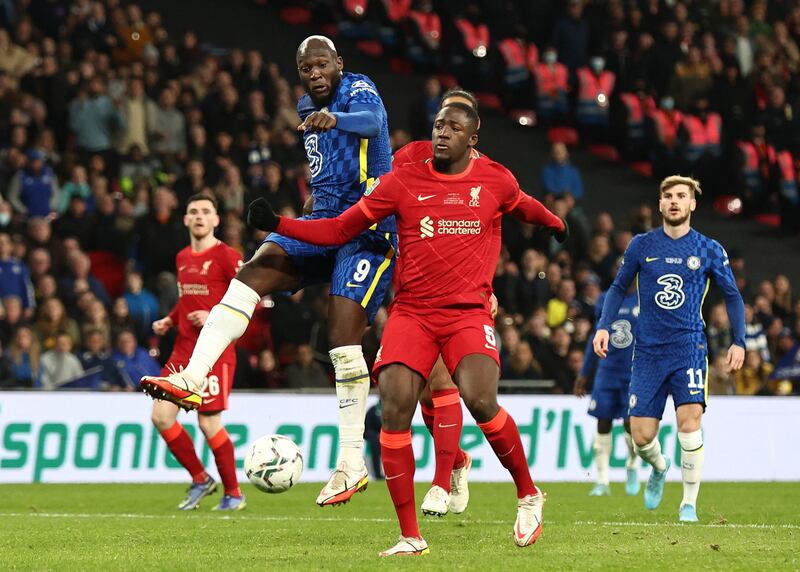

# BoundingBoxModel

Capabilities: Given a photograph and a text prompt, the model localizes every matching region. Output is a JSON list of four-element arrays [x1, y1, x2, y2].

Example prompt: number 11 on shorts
[[686, 367, 704, 389]]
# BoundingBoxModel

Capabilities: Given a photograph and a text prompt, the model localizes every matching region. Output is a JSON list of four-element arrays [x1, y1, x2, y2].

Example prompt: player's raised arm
[[594, 237, 641, 357], [709, 241, 746, 371], [497, 168, 569, 241], [247, 198, 373, 246], [247, 173, 399, 246]]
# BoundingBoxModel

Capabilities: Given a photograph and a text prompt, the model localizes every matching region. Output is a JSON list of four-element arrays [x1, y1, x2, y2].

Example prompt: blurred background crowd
[[0, 0, 797, 395]]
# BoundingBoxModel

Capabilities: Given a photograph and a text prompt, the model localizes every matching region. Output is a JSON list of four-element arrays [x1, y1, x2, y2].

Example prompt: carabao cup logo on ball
[[654, 274, 685, 310]]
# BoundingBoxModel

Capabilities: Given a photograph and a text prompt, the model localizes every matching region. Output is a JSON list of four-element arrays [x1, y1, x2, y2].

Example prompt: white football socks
[[678, 430, 704, 507], [329, 345, 370, 470], [624, 431, 638, 470], [635, 437, 667, 473], [183, 279, 261, 389], [593, 433, 612, 485]]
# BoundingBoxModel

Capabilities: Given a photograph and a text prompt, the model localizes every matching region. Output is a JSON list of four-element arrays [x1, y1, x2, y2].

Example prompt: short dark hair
[[440, 88, 478, 111], [440, 102, 480, 127], [186, 192, 217, 210]]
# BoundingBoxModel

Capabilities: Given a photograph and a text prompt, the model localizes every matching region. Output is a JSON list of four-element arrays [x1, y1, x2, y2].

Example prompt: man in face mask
[[534, 48, 569, 124]]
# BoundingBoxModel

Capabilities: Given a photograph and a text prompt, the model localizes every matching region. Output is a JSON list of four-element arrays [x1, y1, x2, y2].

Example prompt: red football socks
[[431, 389, 463, 491], [160, 421, 207, 483], [478, 407, 536, 499], [208, 427, 241, 497], [380, 429, 420, 539]]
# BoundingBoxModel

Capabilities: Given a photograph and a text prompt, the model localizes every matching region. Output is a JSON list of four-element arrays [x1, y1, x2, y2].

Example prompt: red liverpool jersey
[[168, 241, 242, 356], [277, 158, 562, 311], [394, 142, 501, 285]]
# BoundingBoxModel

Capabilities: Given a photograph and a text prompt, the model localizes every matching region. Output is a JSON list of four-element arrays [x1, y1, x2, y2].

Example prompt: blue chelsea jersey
[[599, 228, 744, 349], [580, 290, 638, 381], [297, 72, 394, 233]]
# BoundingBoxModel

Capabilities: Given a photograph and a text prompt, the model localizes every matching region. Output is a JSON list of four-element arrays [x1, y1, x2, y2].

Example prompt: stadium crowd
[[300, 0, 800, 232], [0, 0, 797, 395]]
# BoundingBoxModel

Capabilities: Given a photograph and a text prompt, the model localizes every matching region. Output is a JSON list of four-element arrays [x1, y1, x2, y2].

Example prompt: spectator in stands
[[39, 332, 84, 390], [0, 232, 34, 316], [0, 294, 25, 347], [109, 296, 139, 343], [551, 0, 589, 72], [736, 350, 773, 395], [744, 304, 771, 362], [35, 297, 80, 350], [68, 76, 125, 160], [540, 142, 584, 200], [57, 165, 91, 214], [118, 77, 151, 155], [517, 249, 549, 317], [122, 271, 160, 336], [504, 340, 543, 380], [8, 324, 40, 387], [708, 354, 736, 395], [58, 251, 110, 311], [253, 348, 283, 389], [133, 187, 187, 285], [148, 87, 186, 160], [0, 29, 37, 87], [533, 46, 569, 125], [540, 325, 573, 393], [80, 298, 111, 346], [669, 45, 713, 111], [284, 344, 329, 389], [707, 302, 733, 360], [6, 149, 60, 218], [111, 328, 159, 389], [409, 76, 441, 141], [214, 165, 245, 217], [55, 196, 92, 249], [759, 86, 795, 151]]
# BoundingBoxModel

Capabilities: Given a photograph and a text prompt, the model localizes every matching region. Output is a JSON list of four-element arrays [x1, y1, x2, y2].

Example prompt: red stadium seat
[[629, 161, 653, 178], [754, 213, 781, 227], [437, 74, 458, 88], [280, 6, 311, 25], [356, 40, 383, 58], [588, 144, 620, 162], [547, 126, 579, 146], [389, 57, 413, 75], [87, 251, 126, 299], [475, 92, 503, 112]]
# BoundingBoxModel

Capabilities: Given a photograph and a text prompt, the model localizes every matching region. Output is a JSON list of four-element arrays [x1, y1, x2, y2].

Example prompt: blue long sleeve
[[579, 335, 599, 377], [331, 102, 383, 138], [709, 241, 746, 348], [597, 237, 641, 331]]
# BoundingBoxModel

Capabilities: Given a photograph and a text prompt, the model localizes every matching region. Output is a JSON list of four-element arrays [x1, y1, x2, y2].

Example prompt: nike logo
[[437, 423, 457, 429], [689, 390, 702, 395], [645, 257, 659, 262], [339, 403, 357, 409], [345, 282, 363, 288], [386, 472, 406, 480], [417, 194, 435, 201]]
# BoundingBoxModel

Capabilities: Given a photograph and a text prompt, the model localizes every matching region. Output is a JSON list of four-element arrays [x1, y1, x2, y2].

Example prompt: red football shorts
[[373, 305, 499, 381], [163, 340, 235, 412]]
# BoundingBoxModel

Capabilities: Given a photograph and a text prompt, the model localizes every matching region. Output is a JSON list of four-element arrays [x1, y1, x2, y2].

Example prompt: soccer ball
[[244, 434, 303, 493]]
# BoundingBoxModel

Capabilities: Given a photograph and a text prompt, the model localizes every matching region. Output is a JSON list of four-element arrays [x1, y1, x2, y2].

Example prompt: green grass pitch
[[1, 482, 798, 570]]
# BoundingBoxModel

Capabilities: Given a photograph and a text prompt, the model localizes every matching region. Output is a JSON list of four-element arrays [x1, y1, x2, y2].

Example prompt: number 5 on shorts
[[484, 325, 497, 350]]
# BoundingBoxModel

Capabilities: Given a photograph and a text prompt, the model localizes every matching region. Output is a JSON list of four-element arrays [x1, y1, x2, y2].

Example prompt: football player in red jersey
[[394, 89, 496, 517], [247, 103, 568, 555], [147, 193, 245, 511]]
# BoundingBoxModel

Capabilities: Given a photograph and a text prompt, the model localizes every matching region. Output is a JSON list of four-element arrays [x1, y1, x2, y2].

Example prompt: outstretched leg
[[455, 354, 543, 547]]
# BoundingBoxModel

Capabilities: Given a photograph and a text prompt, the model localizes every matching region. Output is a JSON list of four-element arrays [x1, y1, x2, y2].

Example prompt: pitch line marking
[[1, 512, 798, 530]]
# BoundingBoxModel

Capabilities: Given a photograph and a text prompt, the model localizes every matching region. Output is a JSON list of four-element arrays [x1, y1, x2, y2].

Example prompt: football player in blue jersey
[[574, 281, 641, 497], [140, 36, 396, 507], [593, 175, 745, 522]]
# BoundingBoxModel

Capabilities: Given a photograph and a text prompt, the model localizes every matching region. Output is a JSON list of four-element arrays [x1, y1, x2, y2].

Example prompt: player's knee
[[418, 391, 433, 409], [462, 394, 498, 424], [379, 399, 414, 431], [198, 415, 221, 438], [631, 428, 656, 447], [150, 409, 174, 431], [677, 416, 701, 433]]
